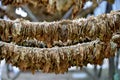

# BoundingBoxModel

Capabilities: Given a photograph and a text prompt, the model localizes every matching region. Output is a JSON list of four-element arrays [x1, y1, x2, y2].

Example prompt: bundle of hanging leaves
[[0, 0, 119, 74], [1, 0, 84, 12], [0, 10, 120, 73], [1, 0, 114, 11], [1, 0, 87, 19]]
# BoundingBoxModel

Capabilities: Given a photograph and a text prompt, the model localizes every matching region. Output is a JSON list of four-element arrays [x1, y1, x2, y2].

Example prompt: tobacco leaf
[[0, 11, 120, 47], [0, 39, 117, 73]]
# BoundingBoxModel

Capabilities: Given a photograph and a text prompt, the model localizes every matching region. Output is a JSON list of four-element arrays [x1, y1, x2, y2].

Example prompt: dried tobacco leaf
[[0, 39, 117, 73], [112, 34, 120, 47], [0, 11, 120, 47], [107, 0, 115, 4], [2, 0, 28, 6], [1, 0, 76, 13]]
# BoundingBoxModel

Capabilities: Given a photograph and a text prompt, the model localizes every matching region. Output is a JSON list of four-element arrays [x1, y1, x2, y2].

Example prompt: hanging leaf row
[[0, 39, 117, 73], [0, 11, 120, 47], [2, 0, 84, 13], [0, 10, 120, 73]]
